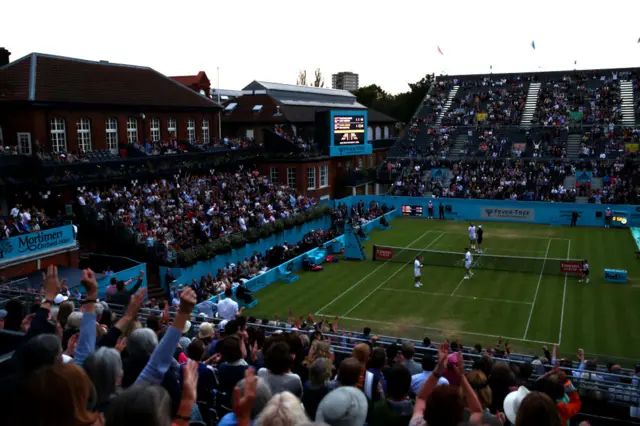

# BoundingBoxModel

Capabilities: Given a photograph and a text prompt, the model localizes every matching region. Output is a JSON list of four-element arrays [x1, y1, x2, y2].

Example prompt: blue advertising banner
[[576, 171, 592, 183], [0, 225, 76, 262], [431, 168, 447, 180]]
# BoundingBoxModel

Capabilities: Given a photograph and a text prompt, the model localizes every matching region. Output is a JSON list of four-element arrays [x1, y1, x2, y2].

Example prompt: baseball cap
[[198, 322, 214, 340], [54, 294, 68, 304], [217, 319, 229, 332], [503, 386, 530, 424]]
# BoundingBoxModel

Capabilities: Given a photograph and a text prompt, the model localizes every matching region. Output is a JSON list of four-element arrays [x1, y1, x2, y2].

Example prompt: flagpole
[[217, 66, 222, 140]]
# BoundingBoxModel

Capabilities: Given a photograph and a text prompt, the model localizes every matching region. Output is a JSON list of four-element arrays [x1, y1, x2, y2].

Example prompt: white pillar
[[375, 183, 380, 195], [352, 187, 356, 196], [365, 184, 369, 195]]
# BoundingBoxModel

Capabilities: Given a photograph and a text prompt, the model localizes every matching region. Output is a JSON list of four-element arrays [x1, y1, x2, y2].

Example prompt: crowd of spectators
[[78, 169, 318, 252], [134, 139, 187, 156], [0, 204, 56, 240], [195, 138, 262, 153], [2, 266, 638, 426], [533, 72, 623, 127], [441, 77, 528, 127]]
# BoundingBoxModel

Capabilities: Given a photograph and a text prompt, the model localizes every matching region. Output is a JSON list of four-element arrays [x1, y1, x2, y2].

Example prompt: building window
[[149, 118, 160, 142], [375, 126, 382, 140], [106, 118, 118, 153], [187, 119, 196, 143], [368, 126, 373, 141], [76, 118, 92, 152], [202, 120, 210, 144], [167, 118, 177, 137], [287, 167, 296, 188], [320, 165, 328, 188], [17, 132, 31, 155], [307, 167, 316, 190], [270, 167, 279, 183], [246, 129, 254, 139], [127, 117, 138, 143], [384, 126, 390, 139], [50, 117, 67, 152]]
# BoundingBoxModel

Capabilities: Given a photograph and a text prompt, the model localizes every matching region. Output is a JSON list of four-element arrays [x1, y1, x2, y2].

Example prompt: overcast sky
[[3, 0, 640, 94]]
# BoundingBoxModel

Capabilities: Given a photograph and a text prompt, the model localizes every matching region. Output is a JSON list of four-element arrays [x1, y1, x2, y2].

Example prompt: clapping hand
[[80, 268, 98, 298], [233, 368, 257, 422]]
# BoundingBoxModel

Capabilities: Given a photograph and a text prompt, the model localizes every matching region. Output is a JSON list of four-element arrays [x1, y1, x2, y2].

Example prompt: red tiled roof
[[170, 71, 210, 88], [0, 54, 221, 109]]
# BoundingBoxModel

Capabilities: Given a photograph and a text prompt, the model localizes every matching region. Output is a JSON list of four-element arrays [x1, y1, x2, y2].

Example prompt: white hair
[[127, 328, 158, 359], [94, 302, 105, 318], [254, 391, 309, 426], [66, 312, 83, 329]]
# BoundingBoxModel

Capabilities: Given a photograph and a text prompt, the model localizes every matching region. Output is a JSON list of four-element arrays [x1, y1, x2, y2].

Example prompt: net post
[[372, 245, 377, 261]]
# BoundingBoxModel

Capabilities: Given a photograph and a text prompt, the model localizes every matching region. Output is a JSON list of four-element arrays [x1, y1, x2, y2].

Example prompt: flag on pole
[[531, 41, 536, 50], [637, 37, 640, 43], [437, 46, 444, 55]]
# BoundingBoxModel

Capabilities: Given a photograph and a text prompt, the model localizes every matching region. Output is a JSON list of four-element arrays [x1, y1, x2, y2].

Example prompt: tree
[[350, 74, 435, 123], [312, 68, 325, 88], [296, 70, 307, 86]]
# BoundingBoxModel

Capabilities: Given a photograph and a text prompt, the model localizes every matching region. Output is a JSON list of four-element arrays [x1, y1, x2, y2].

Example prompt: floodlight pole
[[217, 67, 222, 140]]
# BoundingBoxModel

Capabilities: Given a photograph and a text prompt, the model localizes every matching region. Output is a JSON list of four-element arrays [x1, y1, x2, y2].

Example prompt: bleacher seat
[[310, 248, 328, 264], [278, 264, 299, 283]]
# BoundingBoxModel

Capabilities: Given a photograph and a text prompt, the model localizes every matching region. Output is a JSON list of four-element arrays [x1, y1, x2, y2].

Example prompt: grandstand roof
[[243, 80, 366, 109], [440, 66, 640, 83], [0, 53, 222, 109]]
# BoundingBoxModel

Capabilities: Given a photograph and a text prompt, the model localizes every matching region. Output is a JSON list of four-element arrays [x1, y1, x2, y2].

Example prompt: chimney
[[0, 48, 11, 67]]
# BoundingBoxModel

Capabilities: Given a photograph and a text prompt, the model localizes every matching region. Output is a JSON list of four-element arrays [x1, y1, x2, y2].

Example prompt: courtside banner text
[[375, 247, 394, 259], [560, 262, 582, 273], [480, 207, 535, 221], [0, 225, 76, 262]]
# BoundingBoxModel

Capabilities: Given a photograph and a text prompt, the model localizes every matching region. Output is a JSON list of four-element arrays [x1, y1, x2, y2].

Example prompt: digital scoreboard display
[[333, 116, 365, 145], [402, 205, 423, 217]]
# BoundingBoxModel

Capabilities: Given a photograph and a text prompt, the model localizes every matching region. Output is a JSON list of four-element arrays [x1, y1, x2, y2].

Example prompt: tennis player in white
[[463, 247, 474, 280], [414, 255, 423, 288], [468, 223, 477, 250]]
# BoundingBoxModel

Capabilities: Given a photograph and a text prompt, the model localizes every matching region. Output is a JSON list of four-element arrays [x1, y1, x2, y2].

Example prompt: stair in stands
[[566, 134, 582, 159], [449, 135, 469, 160], [520, 82, 541, 129], [620, 80, 636, 126], [563, 175, 576, 191], [435, 85, 459, 127], [591, 177, 603, 190]]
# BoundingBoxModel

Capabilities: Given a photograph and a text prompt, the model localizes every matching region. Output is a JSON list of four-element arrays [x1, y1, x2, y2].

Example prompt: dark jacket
[[110, 279, 143, 307]]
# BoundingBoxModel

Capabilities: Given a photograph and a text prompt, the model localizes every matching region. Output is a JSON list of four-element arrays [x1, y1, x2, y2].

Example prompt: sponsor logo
[[604, 271, 626, 281], [375, 247, 393, 259], [0, 240, 14, 256], [17, 230, 72, 253], [560, 262, 582, 273], [480, 208, 534, 221]]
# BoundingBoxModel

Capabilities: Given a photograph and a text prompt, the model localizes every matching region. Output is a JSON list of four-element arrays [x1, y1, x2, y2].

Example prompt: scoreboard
[[326, 110, 372, 157], [402, 205, 423, 217], [334, 116, 365, 145]]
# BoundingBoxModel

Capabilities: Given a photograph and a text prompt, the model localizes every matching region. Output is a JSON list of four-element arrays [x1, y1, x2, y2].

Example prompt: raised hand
[[178, 287, 197, 314], [80, 268, 98, 298], [182, 360, 199, 402], [233, 368, 257, 422], [44, 265, 62, 300], [126, 288, 147, 318], [115, 337, 128, 353]]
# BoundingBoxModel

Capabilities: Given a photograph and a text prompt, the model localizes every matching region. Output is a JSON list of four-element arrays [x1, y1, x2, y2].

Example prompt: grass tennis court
[[248, 218, 640, 364]]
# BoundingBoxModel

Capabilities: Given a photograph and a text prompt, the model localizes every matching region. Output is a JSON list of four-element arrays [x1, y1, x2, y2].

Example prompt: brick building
[[0, 52, 221, 154]]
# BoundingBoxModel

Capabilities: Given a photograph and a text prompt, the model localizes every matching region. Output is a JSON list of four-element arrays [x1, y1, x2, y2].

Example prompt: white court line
[[314, 230, 433, 316], [523, 238, 552, 339], [379, 287, 532, 305], [341, 233, 446, 317], [558, 239, 571, 345], [337, 314, 557, 345], [451, 249, 488, 296], [441, 232, 571, 241]]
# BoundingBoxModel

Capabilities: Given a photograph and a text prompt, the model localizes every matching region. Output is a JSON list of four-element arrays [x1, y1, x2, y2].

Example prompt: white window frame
[[150, 118, 160, 142], [319, 165, 328, 188], [106, 118, 118, 153], [167, 118, 177, 137], [50, 118, 67, 152], [127, 117, 138, 144], [270, 167, 279, 183], [202, 120, 210, 144], [17, 132, 32, 155], [76, 118, 92, 152], [246, 129, 255, 139], [287, 167, 296, 188], [187, 119, 196, 143], [307, 167, 316, 190]]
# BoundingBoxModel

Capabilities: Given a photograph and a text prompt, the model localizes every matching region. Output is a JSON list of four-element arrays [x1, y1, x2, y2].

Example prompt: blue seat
[[238, 299, 258, 309], [278, 265, 299, 283]]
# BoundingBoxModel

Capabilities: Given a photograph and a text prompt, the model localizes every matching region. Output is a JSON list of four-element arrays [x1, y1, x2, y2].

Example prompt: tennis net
[[372, 244, 583, 276]]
